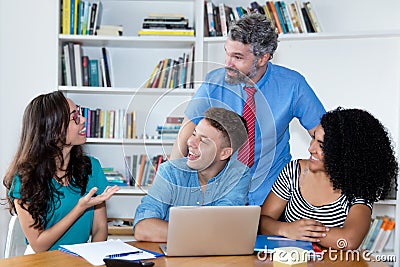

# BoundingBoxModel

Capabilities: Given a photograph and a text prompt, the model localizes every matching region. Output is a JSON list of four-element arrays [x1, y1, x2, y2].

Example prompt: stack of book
[[145, 45, 195, 89], [103, 168, 128, 186], [156, 116, 184, 140], [359, 216, 396, 252], [96, 25, 123, 36], [204, 0, 321, 37], [138, 14, 194, 36]]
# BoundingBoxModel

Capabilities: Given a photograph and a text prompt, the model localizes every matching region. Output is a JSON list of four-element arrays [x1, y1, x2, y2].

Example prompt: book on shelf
[[82, 107, 132, 139], [88, 59, 100, 87], [101, 47, 112, 87], [103, 168, 128, 186], [89, 1, 102, 35], [300, 5, 314, 33], [374, 218, 395, 252], [61, 0, 71, 34], [70, 0, 79, 34], [280, 1, 294, 33], [201, 1, 321, 36], [145, 47, 195, 89], [360, 216, 396, 252], [213, 3, 222, 37], [156, 116, 183, 140], [137, 28, 194, 36], [145, 13, 187, 21], [267, 1, 283, 34], [303, 1, 321, 32], [61, 0, 101, 36], [218, 3, 228, 37], [369, 217, 395, 252], [360, 217, 381, 250], [67, 42, 77, 86], [142, 18, 189, 29], [274, 1, 287, 33], [206, 1, 217, 37], [63, 43, 113, 88], [96, 25, 123, 36], [82, 56, 89, 86], [81, 1, 90, 35], [294, 0, 307, 33], [250, 1, 265, 15], [63, 44, 73, 86], [289, 2, 303, 33], [73, 43, 83, 86]]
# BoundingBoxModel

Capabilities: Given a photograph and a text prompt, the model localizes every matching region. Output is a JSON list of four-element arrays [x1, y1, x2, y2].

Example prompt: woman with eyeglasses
[[3, 91, 119, 253]]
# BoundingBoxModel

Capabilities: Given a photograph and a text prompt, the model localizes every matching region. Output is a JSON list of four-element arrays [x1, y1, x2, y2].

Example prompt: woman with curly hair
[[3, 91, 119, 253], [259, 107, 398, 250]]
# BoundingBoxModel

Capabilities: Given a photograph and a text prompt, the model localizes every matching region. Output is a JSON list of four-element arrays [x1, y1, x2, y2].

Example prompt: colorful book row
[[145, 46, 195, 89], [360, 216, 395, 252], [61, 0, 102, 35], [82, 107, 136, 139], [62, 43, 112, 87], [204, 0, 321, 37], [124, 154, 168, 187]]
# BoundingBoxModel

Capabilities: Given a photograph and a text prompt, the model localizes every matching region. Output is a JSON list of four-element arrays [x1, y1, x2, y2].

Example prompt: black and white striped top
[[272, 160, 372, 228]]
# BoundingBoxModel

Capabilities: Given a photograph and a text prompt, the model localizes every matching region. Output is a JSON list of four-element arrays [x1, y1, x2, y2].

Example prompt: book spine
[[280, 1, 294, 33], [88, 2, 97, 35], [101, 47, 112, 87], [67, 42, 76, 86], [206, 1, 216, 37], [63, 44, 72, 86], [70, 0, 76, 34], [267, 1, 283, 34], [275, 1, 287, 33], [218, 3, 228, 37], [73, 44, 82, 86], [82, 56, 89, 86], [304, 1, 321, 32], [294, 0, 307, 33], [88, 59, 99, 87], [62, 0, 71, 34]]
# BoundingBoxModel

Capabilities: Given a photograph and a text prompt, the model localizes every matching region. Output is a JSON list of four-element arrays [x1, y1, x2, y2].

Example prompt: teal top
[[9, 156, 108, 251]]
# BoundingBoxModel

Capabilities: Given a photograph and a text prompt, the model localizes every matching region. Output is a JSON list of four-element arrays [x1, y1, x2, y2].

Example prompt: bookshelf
[[56, 0, 400, 261]]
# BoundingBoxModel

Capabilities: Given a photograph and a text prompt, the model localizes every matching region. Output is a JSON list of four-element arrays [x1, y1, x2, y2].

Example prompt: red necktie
[[237, 86, 256, 167]]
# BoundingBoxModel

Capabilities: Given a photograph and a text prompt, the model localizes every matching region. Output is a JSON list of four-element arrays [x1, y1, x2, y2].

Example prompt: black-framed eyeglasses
[[70, 105, 81, 125]]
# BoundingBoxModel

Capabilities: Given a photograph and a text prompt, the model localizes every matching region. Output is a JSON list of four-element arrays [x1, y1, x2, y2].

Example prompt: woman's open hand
[[78, 185, 120, 210]]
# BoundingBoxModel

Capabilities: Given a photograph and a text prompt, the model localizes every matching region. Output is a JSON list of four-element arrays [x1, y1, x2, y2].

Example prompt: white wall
[[0, 0, 58, 258]]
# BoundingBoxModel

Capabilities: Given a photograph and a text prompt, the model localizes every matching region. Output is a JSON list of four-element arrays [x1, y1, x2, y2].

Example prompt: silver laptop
[[159, 205, 260, 256]]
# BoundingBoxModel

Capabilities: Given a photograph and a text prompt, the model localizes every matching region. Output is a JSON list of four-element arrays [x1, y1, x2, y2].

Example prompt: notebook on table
[[159, 205, 261, 256]]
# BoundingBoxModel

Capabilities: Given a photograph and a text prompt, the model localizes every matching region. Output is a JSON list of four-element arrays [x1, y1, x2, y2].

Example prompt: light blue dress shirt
[[133, 157, 251, 227], [185, 62, 326, 205]]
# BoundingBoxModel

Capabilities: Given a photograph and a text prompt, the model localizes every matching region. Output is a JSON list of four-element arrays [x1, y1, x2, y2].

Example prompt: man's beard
[[224, 61, 258, 85]]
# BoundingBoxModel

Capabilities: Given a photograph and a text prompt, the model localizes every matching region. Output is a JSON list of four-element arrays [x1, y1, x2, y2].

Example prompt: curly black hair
[[321, 107, 398, 203], [3, 91, 91, 230]]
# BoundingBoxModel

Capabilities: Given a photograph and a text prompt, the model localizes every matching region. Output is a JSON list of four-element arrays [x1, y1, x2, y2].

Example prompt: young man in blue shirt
[[170, 13, 326, 206], [133, 107, 250, 242]]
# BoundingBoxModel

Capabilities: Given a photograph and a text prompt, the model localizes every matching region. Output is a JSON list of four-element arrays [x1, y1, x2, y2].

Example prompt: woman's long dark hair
[[3, 91, 91, 229], [321, 107, 398, 203]]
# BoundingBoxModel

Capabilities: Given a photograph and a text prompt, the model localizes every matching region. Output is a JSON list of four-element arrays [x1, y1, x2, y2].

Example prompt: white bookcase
[[57, 0, 400, 262]]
